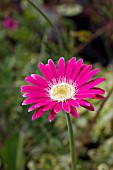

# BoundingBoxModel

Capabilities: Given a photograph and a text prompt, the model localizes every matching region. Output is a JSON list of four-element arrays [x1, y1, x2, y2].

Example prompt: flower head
[[2, 17, 18, 31], [21, 57, 105, 122]]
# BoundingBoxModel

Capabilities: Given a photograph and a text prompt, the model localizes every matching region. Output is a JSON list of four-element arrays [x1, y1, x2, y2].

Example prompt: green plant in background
[[1, 133, 25, 170]]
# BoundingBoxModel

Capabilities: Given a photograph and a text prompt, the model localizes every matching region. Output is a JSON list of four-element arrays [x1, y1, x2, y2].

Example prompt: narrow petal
[[58, 57, 65, 77], [93, 94, 105, 100], [77, 68, 100, 87], [22, 97, 35, 105], [78, 78, 106, 91], [88, 88, 105, 94], [76, 99, 90, 106], [31, 74, 48, 87], [67, 99, 80, 108], [38, 62, 53, 80], [48, 59, 58, 78], [21, 85, 44, 93], [49, 109, 57, 122], [80, 64, 87, 71], [77, 99, 94, 110], [43, 101, 57, 111], [62, 102, 70, 113], [23, 92, 47, 98], [82, 104, 95, 111], [70, 106, 79, 118], [75, 94, 95, 99], [22, 97, 49, 105], [76, 65, 92, 82], [32, 107, 45, 120], [65, 57, 76, 79], [54, 102, 62, 113], [77, 87, 105, 95], [71, 59, 83, 80], [25, 76, 38, 86], [28, 100, 51, 112]]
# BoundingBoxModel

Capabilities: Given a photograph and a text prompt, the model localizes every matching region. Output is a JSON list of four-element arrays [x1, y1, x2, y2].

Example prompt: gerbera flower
[[21, 57, 105, 122]]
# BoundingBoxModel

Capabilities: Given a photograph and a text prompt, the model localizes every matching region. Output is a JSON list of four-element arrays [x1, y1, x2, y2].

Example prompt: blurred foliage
[[0, 0, 113, 170], [1, 133, 25, 170], [72, 30, 93, 43]]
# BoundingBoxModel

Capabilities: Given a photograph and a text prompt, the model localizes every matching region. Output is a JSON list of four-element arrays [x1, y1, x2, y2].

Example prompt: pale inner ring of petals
[[49, 82, 76, 102]]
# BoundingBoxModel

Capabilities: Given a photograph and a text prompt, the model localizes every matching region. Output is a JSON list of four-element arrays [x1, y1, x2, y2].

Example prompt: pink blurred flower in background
[[2, 17, 18, 31], [21, 57, 105, 122]]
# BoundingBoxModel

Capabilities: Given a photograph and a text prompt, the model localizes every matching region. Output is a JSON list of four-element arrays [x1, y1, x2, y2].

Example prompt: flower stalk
[[27, 0, 63, 55], [65, 113, 77, 170]]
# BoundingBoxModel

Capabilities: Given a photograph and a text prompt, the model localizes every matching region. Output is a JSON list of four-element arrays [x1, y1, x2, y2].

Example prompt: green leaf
[[1, 132, 25, 170]]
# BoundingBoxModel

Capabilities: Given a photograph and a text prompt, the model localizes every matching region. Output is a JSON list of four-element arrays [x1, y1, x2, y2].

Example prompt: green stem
[[65, 113, 77, 170], [27, 0, 63, 55]]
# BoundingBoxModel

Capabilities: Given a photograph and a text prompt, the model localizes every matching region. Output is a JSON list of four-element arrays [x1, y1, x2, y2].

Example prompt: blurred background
[[0, 0, 113, 170]]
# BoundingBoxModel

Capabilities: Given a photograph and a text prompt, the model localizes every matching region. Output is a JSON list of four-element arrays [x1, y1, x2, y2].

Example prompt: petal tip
[[32, 116, 36, 121], [28, 108, 32, 112], [31, 74, 35, 78], [49, 119, 52, 122], [24, 77, 27, 81], [20, 86, 23, 90], [97, 68, 100, 72], [38, 62, 43, 68], [24, 76, 29, 81], [21, 89, 23, 93], [48, 59, 53, 63], [102, 77, 106, 81]]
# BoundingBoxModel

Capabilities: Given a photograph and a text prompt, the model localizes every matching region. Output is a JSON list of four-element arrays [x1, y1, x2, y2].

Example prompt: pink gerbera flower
[[21, 57, 105, 122]]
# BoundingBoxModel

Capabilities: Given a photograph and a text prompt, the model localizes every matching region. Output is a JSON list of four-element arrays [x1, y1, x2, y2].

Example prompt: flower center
[[49, 82, 76, 102]]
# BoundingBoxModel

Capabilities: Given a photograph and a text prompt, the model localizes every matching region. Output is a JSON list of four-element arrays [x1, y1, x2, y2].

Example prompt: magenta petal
[[93, 94, 105, 100], [63, 102, 70, 113], [31, 74, 48, 87], [82, 103, 95, 111], [48, 59, 58, 78], [65, 57, 76, 79], [75, 94, 95, 99], [58, 57, 65, 77], [54, 102, 62, 113], [77, 87, 105, 95], [70, 106, 79, 118], [71, 59, 83, 80], [67, 99, 80, 108], [21, 85, 44, 92], [25, 76, 38, 86], [49, 109, 57, 122], [76, 99, 90, 106], [77, 68, 100, 87], [23, 92, 47, 98], [43, 101, 57, 111], [22, 97, 37, 105], [80, 64, 87, 71], [28, 104, 40, 112], [76, 65, 92, 82], [22, 97, 50, 105], [32, 107, 45, 120], [88, 88, 105, 94], [78, 78, 106, 91], [38, 62, 53, 80], [28, 100, 51, 112], [76, 90, 91, 95]]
